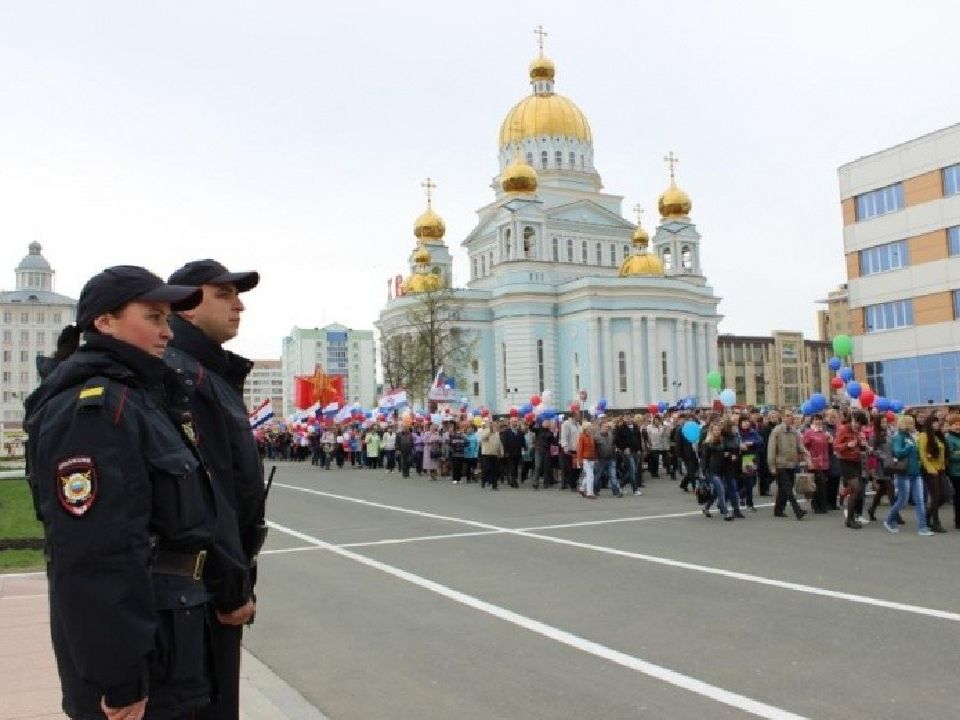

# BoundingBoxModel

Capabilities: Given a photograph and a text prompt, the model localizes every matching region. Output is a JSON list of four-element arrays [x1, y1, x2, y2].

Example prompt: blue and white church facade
[[377, 46, 721, 414]]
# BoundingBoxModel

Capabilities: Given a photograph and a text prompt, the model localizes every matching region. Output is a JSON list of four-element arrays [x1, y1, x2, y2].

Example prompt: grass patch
[[0, 478, 45, 573]]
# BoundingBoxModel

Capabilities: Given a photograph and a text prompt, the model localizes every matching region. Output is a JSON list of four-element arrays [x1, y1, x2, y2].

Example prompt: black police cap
[[77, 265, 203, 331], [168, 259, 259, 293]]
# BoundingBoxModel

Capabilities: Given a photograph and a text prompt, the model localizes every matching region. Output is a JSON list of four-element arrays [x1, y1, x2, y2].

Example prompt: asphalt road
[[243, 462, 958, 720]]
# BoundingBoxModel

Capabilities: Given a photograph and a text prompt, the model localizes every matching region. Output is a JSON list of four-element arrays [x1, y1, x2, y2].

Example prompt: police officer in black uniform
[[24, 266, 222, 720], [164, 259, 265, 720]]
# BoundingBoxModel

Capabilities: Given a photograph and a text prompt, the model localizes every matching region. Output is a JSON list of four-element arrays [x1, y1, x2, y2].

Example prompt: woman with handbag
[[918, 416, 949, 533], [885, 415, 933, 535]]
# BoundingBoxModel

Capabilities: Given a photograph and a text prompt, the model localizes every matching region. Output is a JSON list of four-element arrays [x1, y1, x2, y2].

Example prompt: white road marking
[[267, 519, 808, 720], [260, 545, 324, 556], [272, 482, 960, 623]]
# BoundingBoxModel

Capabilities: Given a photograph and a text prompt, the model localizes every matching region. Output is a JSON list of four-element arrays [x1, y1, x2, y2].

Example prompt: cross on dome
[[421, 177, 437, 206], [633, 204, 644, 225], [664, 151, 679, 181], [533, 24, 548, 55]]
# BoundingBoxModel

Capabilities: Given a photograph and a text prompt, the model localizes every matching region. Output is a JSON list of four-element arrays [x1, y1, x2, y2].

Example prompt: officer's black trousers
[[199, 621, 243, 720]]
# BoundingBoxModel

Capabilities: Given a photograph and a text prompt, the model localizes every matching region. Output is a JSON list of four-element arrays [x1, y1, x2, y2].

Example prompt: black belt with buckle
[[152, 549, 207, 581]]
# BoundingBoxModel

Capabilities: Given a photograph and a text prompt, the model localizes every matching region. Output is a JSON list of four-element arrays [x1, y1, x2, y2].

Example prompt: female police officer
[[25, 266, 221, 720]]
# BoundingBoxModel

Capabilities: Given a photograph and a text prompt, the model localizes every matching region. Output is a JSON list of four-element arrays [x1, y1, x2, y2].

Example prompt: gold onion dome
[[632, 224, 650, 245], [498, 57, 592, 148], [403, 270, 444, 294], [658, 180, 692, 218], [501, 150, 538, 193], [413, 205, 445, 243], [412, 244, 431, 264], [619, 253, 665, 277]]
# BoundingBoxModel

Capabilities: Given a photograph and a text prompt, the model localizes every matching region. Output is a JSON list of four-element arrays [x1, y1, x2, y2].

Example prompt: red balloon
[[481, 408, 490, 418], [530, 395, 541, 407], [524, 412, 536, 423], [570, 401, 581, 411], [885, 411, 896, 422], [648, 403, 659, 414], [860, 389, 876, 408], [509, 407, 519, 417], [830, 376, 845, 390]]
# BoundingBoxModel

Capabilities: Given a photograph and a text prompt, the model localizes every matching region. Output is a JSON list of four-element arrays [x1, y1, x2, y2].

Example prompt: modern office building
[[816, 283, 850, 342], [717, 331, 832, 408], [281, 324, 376, 416], [242, 359, 284, 414], [0, 243, 77, 427], [839, 123, 960, 406]]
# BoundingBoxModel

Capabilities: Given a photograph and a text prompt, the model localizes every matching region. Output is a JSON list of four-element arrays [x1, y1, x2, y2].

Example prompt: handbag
[[885, 457, 908, 474], [794, 472, 816, 496], [695, 481, 713, 505]]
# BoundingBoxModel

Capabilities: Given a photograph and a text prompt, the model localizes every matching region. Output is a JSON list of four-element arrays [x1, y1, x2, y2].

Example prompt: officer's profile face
[[181, 282, 244, 344], [94, 301, 173, 357]]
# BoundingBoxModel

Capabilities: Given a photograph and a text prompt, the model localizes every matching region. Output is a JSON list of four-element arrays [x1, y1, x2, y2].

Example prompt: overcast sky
[[2, 0, 958, 359]]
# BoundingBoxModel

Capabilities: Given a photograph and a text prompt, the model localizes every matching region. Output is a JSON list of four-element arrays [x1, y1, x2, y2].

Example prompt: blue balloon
[[801, 402, 813, 416], [540, 409, 557, 420], [682, 420, 701, 444], [846, 381, 861, 399], [890, 400, 903, 413], [471, 408, 480, 417], [657, 401, 668, 413], [810, 393, 827, 412], [519, 403, 533, 414], [839, 366, 854, 382], [719, 388, 736, 407], [597, 398, 608, 410], [828, 356, 842, 372], [875, 397, 890, 412]]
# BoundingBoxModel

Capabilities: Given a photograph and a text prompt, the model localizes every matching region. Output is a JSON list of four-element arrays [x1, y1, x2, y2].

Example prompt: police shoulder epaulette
[[77, 379, 109, 409]]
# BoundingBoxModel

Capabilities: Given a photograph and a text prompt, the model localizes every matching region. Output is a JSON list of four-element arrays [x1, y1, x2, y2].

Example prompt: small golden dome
[[619, 252, 665, 277], [413, 205, 446, 243], [529, 54, 555, 81], [632, 225, 650, 245], [413, 244, 431, 264], [499, 94, 592, 148], [658, 180, 692, 219], [501, 150, 538, 194], [403, 270, 444, 294]]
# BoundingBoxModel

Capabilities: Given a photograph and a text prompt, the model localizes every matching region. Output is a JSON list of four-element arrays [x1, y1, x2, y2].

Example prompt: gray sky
[[2, 0, 958, 359]]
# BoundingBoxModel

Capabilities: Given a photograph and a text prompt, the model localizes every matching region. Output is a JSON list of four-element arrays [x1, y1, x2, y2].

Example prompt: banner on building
[[294, 366, 345, 410]]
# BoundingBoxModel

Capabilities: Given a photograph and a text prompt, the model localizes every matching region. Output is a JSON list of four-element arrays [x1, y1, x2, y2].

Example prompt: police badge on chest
[[56, 456, 98, 517]]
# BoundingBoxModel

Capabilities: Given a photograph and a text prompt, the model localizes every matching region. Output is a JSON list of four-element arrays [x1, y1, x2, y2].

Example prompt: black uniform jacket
[[24, 333, 217, 718], [165, 316, 264, 603]]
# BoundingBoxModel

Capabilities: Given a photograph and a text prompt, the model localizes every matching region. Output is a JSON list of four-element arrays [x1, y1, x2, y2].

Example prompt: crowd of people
[[257, 404, 960, 535]]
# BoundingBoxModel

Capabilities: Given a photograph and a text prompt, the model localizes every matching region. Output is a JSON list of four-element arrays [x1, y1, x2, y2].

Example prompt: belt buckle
[[193, 550, 207, 581]]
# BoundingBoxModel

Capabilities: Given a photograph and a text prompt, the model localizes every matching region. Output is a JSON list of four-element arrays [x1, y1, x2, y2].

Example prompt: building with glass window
[[280, 324, 376, 416], [242, 359, 284, 414], [377, 43, 721, 413], [839, 122, 960, 406], [817, 283, 850, 342], [0, 243, 77, 427], [717, 332, 832, 409]]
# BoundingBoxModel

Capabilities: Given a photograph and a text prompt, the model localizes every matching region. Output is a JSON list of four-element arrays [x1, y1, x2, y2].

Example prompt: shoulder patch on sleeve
[[56, 456, 98, 517], [77, 380, 109, 410], [79, 386, 104, 400]]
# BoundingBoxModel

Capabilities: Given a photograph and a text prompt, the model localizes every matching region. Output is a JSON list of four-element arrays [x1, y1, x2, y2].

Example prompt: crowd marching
[[256, 403, 960, 536]]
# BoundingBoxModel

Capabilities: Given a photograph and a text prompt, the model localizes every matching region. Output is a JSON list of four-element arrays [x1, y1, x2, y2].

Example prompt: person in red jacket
[[802, 414, 831, 514], [834, 411, 868, 529], [576, 422, 598, 498]]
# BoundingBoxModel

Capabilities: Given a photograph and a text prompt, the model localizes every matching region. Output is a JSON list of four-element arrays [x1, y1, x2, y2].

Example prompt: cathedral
[[377, 36, 721, 414]]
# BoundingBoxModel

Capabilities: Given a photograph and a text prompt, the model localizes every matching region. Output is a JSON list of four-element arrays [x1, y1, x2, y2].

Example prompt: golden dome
[[500, 150, 538, 194], [658, 180, 692, 219], [499, 94, 592, 148], [529, 54, 555, 80], [632, 225, 650, 245], [403, 270, 444, 294], [413, 205, 446, 243], [412, 244, 431, 264], [619, 252, 665, 277]]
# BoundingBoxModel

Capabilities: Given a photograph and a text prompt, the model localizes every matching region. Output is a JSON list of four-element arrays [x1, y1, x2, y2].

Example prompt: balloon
[[719, 388, 736, 407], [890, 400, 904, 413], [471, 408, 480, 417], [682, 420, 701, 444], [832, 335, 853, 357], [519, 403, 533, 414], [839, 366, 854, 382], [597, 398, 608, 410], [828, 356, 842, 372], [480, 408, 491, 418], [860, 389, 875, 408], [524, 412, 536, 424], [885, 411, 896, 422], [658, 401, 668, 413], [810, 393, 827, 412], [530, 395, 541, 407], [830, 376, 845, 390], [846, 381, 861, 399], [648, 403, 659, 414], [509, 407, 519, 417], [569, 401, 581, 411], [540, 409, 557, 420], [473, 417, 483, 427], [875, 397, 890, 412], [706, 371, 723, 390], [801, 402, 812, 416]]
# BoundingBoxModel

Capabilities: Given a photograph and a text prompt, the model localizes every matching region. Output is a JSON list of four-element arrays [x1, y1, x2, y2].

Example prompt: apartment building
[[242, 359, 284, 414]]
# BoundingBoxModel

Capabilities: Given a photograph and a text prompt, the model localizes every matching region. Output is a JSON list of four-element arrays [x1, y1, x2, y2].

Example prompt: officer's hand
[[101, 696, 146, 720], [217, 599, 256, 626]]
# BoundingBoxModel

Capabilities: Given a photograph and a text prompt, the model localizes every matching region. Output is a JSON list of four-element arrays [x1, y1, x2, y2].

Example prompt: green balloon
[[706, 371, 723, 390], [832, 334, 853, 357]]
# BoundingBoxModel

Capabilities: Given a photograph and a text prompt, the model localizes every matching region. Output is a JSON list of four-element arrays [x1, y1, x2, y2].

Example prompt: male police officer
[[165, 260, 265, 720]]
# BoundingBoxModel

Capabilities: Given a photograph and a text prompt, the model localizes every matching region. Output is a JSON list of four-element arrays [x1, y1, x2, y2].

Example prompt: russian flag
[[322, 401, 340, 417], [249, 399, 275, 428]]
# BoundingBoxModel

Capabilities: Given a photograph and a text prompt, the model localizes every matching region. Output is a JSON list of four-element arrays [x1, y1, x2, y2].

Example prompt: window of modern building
[[20, 312, 28, 323], [618, 351, 628, 392], [954, 290, 960, 320], [1, 371, 9, 383], [53, 312, 62, 324], [860, 239, 909, 274], [855, 182, 904, 221], [943, 162, 960, 196], [948, 226, 960, 256], [1, 350, 8, 361], [537, 339, 545, 392], [580, 241, 588, 264], [865, 299, 914, 332], [20, 331, 28, 343], [37, 312, 44, 324], [2, 312, 9, 323], [566, 238, 574, 262], [552, 237, 559, 261], [19, 350, 28, 362]]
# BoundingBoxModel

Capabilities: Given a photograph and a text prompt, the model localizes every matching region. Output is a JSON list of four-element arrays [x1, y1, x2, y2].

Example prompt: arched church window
[[623, 244, 630, 258], [555, 150, 562, 168], [681, 245, 693, 271], [541, 151, 548, 169], [472, 257, 478, 279], [580, 154, 585, 170], [504, 228, 511, 258], [523, 226, 535, 258], [526, 152, 533, 165], [610, 243, 617, 266], [595, 242, 602, 264], [663, 248, 673, 272], [481, 255, 486, 276], [566, 238, 573, 262], [581, 241, 588, 264], [489, 251, 494, 272], [569, 151, 576, 168], [552, 237, 559, 261]]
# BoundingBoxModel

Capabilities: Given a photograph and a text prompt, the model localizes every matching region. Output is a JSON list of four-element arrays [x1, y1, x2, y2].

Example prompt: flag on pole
[[249, 399, 275, 428]]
